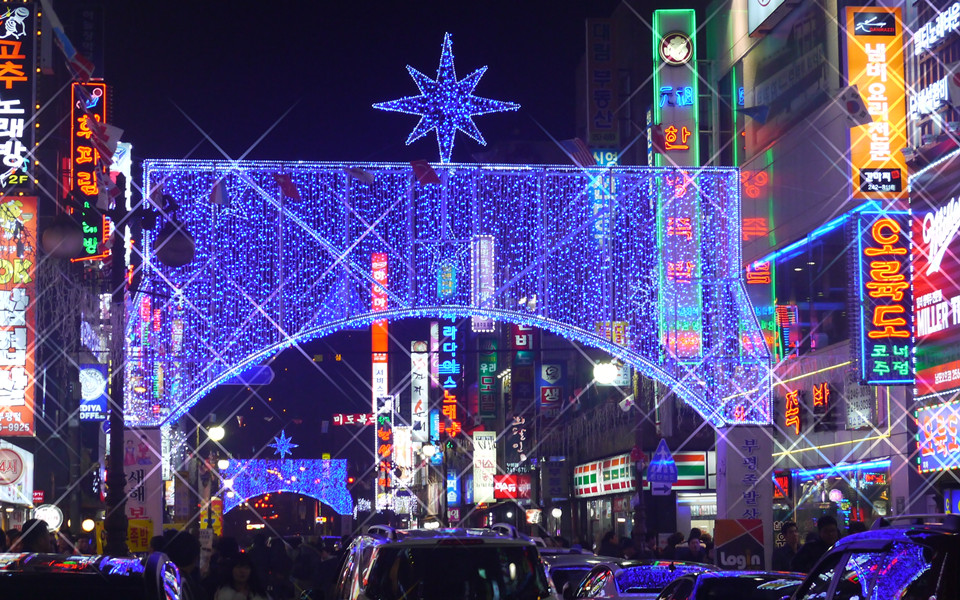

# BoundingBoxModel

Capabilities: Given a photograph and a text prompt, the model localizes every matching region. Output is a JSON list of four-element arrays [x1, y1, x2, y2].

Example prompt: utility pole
[[104, 174, 129, 556]]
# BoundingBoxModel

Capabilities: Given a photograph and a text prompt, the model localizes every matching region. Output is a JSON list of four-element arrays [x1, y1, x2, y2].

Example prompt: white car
[[334, 526, 559, 600]]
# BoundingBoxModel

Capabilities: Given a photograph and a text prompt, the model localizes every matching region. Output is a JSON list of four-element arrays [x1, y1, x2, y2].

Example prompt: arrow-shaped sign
[[651, 482, 673, 496]]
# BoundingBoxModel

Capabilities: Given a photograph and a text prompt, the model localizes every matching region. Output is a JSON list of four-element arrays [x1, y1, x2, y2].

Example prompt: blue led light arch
[[220, 459, 352, 515], [127, 161, 771, 428]]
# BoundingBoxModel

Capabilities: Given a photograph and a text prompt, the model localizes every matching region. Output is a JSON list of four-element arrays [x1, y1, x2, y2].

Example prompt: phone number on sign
[[0, 422, 30, 433]]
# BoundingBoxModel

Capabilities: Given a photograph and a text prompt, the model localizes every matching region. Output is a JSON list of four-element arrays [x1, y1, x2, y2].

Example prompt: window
[[793, 551, 843, 600]]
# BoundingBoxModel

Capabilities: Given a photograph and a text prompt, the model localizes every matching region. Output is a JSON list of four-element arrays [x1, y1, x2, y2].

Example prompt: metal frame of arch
[[126, 161, 770, 428]]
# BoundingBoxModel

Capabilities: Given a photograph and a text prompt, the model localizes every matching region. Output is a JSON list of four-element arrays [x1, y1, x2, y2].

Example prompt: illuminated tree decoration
[[373, 32, 519, 163], [220, 459, 352, 515], [268, 430, 298, 459]]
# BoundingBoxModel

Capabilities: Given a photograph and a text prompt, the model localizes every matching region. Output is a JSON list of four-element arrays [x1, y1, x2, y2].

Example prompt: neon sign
[[70, 82, 109, 260], [0, 197, 35, 436], [663, 125, 692, 151], [913, 2, 960, 56], [916, 401, 960, 473], [857, 211, 913, 384], [375, 394, 393, 510], [438, 321, 461, 438], [784, 390, 801, 435], [653, 10, 698, 166], [0, 9, 34, 192]]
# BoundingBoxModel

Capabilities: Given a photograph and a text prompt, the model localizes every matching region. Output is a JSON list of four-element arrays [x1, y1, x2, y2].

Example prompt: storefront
[[574, 450, 715, 548], [774, 458, 891, 539], [0, 440, 34, 532]]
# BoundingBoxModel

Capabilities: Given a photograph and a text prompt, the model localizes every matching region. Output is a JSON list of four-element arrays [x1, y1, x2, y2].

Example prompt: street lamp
[[593, 361, 619, 385], [208, 425, 225, 442]]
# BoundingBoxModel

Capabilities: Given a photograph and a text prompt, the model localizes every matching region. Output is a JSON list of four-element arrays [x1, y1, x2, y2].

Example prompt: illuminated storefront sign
[[371, 253, 390, 508], [375, 394, 394, 511], [909, 77, 949, 120], [470, 235, 495, 332], [438, 321, 461, 438], [914, 2, 960, 56], [912, 154, 960, 397], [473, 430, 496, 503], [595, 321, 629, 346], [537, 362, 565, 411], [0, 439, 32, 506], [70, 82, 109, 260], [0, 5, 34, 193], [493, 474, 532, 499], [478, 337, 497, 420], [586, 19, 618, 148], [660, 171, 702, 359], [857, 211, 913, 384], [332, 413, 375, 426], [915, 401, 960, 473], [574, 451, 710, 498], [653, 10, 698, 167], [410, 341, 429, 442], [0, 196, 35, 436], [784, 390, 802, 435], [846, 7, 907, 201]]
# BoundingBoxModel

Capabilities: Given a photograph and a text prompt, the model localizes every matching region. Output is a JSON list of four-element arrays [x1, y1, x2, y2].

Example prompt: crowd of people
[[593, 515, 865, 574]]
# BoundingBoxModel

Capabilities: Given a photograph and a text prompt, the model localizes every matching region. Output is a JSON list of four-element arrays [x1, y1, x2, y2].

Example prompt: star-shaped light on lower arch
[[268, 430, 298, 459], [373, 32, 520, 163]]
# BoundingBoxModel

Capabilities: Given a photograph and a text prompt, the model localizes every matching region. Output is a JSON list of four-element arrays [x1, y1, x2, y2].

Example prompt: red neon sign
[[664, 125, 692, 151], [784, 390, 801, 435], [812, 382, 830, 409]]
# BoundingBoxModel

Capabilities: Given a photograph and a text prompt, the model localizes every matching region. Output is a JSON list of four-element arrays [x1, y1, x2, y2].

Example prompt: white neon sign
[[914, 3, 960, 56]]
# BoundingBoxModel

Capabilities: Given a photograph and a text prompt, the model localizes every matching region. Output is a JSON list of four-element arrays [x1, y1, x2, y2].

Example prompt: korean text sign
[[0, 197, 35, 435], [845, 6, 908, 201], [71, 82, 108, 259], [916, 401, 960, 473], [0, 6, 34, 192]]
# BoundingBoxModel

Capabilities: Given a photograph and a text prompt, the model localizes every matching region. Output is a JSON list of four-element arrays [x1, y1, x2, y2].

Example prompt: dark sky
[[100, 0, 707, 165]]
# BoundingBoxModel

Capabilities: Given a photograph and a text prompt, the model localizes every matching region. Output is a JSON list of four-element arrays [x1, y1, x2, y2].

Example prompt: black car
[[792, 514, 960, 600], [655, 570, 803, 600], [0, 552, 182, 599]]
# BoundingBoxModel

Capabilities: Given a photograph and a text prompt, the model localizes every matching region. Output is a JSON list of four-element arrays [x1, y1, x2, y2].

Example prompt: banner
[[122, 428, 163, 536], [0, 196, 35, 436], [473, 431, 496, 503], [715, 519, 765, 570], [410, 341, 429, 442]]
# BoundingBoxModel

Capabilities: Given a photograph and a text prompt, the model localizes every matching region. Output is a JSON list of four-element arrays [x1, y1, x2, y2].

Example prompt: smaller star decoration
[[268, 430, 298, 459], [373, 32, 519, 163]]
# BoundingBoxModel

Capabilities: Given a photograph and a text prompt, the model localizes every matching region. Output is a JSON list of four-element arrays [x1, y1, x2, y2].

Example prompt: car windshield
[[0, 573, 146, 599], [364, 544, 552, 600], [550, 566, 593, 594], [698, 576, 802, 600]]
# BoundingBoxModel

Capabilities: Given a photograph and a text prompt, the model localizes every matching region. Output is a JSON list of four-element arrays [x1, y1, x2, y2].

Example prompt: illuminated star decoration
[[268, 430, 298, 459], [373, 32, 520, 163]]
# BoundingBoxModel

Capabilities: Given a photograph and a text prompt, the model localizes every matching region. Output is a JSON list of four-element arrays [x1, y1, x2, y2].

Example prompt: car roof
[[690, 570, 804, 579], [541, 554, 622, 568], [363, 527, 537, 547], [0, 553, 148, 576]]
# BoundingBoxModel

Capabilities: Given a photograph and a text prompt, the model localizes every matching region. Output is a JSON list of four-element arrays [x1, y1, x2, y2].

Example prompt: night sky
[[99, 0, 714, 165], [96, 0, 707, 459]]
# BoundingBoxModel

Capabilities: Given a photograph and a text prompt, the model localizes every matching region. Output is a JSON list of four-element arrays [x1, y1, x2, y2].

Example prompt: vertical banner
[[375, 394, 394, 511], [70, 82, 109, 260], [716, 426, 773, 569], [715, 519, 765, 570], [586, 18, 618, 150], [371, 253, 389, 508], [471, 235, 496, 333], [438, 321, 462, 438], [429, 321, 440, 388], [446, 470, 460, 507], [79, 363, 109, 421], [0, 196, 35, 435], [410, 341, 429, 442], [478, 337, 498, 420], [652, 9, 699, 167], [846, 6, 907, 201], [857, 211, 913, 384], [0, 5, 35, 193], [507, 324, 536, 473], [123, 428, 163, 536], [473, 431, 496, 504]]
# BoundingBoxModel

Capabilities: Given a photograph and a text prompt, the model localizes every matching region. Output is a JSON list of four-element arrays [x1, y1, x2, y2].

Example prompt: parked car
[[575, 560, 717, 599], [334, 526, 559, 600], [0, 552, 181, 599], [539, 550, 622, 599], [791, 514, 960, 600], [654, 570, 803, 600]]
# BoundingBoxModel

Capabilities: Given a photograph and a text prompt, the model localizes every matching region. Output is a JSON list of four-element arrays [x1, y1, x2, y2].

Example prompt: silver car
[[575, 560, 717, 599]]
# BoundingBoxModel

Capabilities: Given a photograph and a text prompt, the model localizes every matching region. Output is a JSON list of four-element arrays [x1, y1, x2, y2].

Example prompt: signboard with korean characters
[[717, 426, 773, 570]]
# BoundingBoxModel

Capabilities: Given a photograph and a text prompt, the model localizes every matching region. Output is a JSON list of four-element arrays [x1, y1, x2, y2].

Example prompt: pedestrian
[[847, 521, 868, 536], [313, 543, 341, 600], [772, 521, 800, 571], [597, 530, 621, 557], [14, 519, 52, 553], [160, 529, 204, 600], [674, 528, 706, 562], [660, 532, 684, 560], [214, 554, 270, 600], [246, 532, 271, 591], [791, 515, 840, 573], [4, 529, 17, 550]]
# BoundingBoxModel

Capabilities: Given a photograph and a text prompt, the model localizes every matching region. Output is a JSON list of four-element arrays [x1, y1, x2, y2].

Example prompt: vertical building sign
[[473, 430, 496, 503], [586, 19, 618, 150], [537, 362, 565, 412], [70, 82, 109, 260], [0, 196, 35, 436], [478, 337, 498, 420], [857, 211, 913, 384], [410, 341, 429, 443], [371, 253, 390, 509], [507, 324, 536, 473], [0, 5, 34, 192], [652, 9, 699, 167], [660, 172, 702, 359], [845, 6, 907, 201], [375, 395, 394, 511], [437, 321, 462, 438], [471, 235, 496, 332], [123, 428, 163, 536]]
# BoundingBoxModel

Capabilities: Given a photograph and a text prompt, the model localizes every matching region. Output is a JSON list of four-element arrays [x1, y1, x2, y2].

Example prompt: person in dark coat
[[791, 515, 840, 573], [660, 532, 684, 560], [674, 528, 706, 563], [772, 521, 800, 571], [597, 530, 621, 557]]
